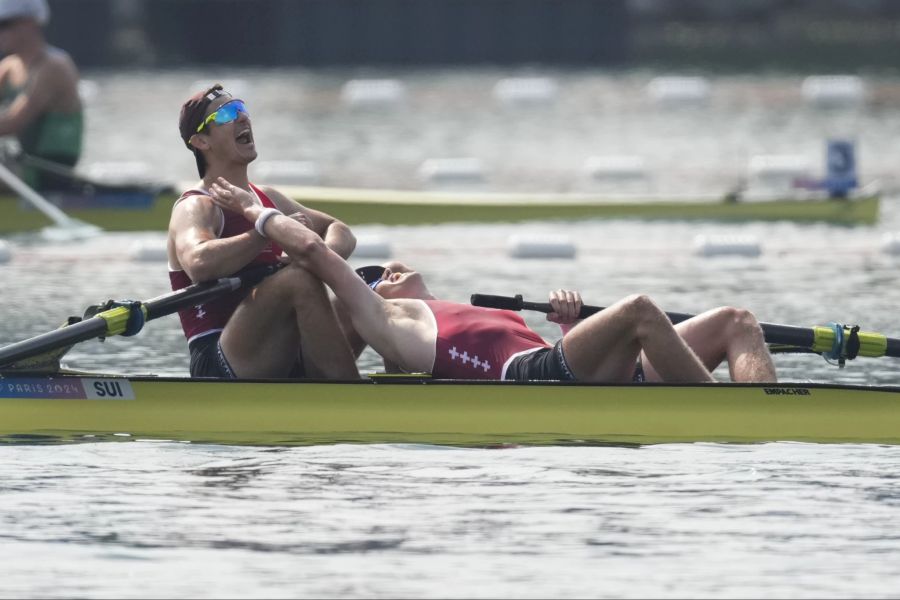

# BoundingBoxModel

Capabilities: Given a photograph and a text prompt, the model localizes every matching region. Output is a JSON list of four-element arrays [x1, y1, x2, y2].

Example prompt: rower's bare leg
[[219, 264, 359, 379], [643, 307, 776, 383], [562, 294, 714, 383]]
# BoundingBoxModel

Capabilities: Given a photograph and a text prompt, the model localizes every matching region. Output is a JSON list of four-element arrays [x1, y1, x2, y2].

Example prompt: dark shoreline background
[[43, 0, 900, 72]]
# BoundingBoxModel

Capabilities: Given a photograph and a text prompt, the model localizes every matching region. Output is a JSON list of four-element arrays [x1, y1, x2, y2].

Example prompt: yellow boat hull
[[2, 374, 899, 446]]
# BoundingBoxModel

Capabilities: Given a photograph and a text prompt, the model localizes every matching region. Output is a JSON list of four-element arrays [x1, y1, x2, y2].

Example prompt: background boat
[[0, 184, 880, 234], [284, 184, 880, 226]]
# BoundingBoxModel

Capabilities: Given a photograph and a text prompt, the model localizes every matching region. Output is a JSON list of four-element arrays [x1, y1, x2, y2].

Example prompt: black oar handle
[[471, 293, 695, 322], [144, 262, 284, 320], [471, 293, 819, 350]]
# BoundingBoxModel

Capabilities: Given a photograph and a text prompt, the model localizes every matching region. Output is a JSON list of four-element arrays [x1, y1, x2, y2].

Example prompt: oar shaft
[[143, 263, 281, 320], [0, 161, 76, 228], [0, 263, 284, 369], [470, 294, 895, 359], [516, 297, 817, 347], [0, 318, 108, 367], [0, 283, 238, 368], [142, 278, 239, 320]]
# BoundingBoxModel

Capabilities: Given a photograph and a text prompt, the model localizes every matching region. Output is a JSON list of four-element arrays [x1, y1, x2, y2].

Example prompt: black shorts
[[188, 332, 307, 379], [502, 340, 646, 383], [189, 332, 237, 378], [503, 340, 576, 382]]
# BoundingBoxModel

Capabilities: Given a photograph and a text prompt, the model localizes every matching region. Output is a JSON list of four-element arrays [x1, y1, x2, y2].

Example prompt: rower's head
[[179, 83, 256, 178], [0, 0, 49, 51], [355, 261, 433, 300]]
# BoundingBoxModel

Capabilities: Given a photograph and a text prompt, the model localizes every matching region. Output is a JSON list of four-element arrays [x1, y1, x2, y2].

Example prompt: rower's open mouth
[[236, 130, 253, 145]]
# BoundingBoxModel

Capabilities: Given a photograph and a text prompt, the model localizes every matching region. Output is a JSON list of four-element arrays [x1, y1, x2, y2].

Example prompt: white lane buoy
[[508, 235, 576, 259], [801, 75, 866, 108], [78, 79, 99, 103], [252, 161, 320, 186], [418, 158, 486, 186], [881, 233, 900, 256], [0, 240, 12, 263], [85, 161, 155, 185], [353, 235, 393, 259], [647, 76, 710, 106], [747, 155, 811, 187], [128, 240, 168, 262], [492, 77, 558, 106], [340, 79, 406, 108], [693, 234, 762, 258], [583, 155, 648, 181], [189, 79, 249, 99]]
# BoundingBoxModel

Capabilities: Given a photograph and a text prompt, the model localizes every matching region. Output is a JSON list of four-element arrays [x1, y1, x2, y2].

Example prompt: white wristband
[[254, 207, 282, 238]]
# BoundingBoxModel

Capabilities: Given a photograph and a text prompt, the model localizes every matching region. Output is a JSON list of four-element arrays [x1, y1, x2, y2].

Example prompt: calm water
[[2, 67, 900, 598]]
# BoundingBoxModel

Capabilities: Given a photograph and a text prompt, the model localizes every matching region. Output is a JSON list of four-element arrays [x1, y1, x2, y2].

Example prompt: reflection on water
[[2, 442, 900, 598]]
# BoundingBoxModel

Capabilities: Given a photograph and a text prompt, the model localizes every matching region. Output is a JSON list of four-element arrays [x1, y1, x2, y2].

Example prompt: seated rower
[[0, 0, 83, 190], [167, 84, 359, 380], [206, 176, 777, 384]]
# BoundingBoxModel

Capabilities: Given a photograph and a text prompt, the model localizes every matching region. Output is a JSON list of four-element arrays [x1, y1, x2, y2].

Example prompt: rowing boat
[[0, 185, 880, 234], [0, 187, 173, 234], [1, 372, 898, 446], [2, 264, 899, 447]]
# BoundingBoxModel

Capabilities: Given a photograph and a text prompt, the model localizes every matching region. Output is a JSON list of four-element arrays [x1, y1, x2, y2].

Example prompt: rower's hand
[[208, 177, 262, 221], [547, 289, 583, 324], [286, 211, 312, 229]]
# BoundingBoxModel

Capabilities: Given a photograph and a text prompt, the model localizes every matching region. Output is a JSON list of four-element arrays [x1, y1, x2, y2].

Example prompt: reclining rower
[[208, 176, 777, 384]]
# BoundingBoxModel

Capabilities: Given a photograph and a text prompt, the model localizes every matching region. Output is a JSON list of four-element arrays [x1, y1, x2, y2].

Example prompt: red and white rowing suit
[[168, 183, 283, 344], [424, 300, 549, 380]]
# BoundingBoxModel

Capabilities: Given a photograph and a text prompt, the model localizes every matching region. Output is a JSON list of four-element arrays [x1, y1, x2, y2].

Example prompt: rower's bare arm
[[342, 294, 434, 373], [169, 195, 267, 282], [262, 186, 356, 259], [331, 296, 368, 358], [380, 300, 437, 373], [0, 55, 78, 135], [279, 237, 434, 371], [0, 71, 48, 135]]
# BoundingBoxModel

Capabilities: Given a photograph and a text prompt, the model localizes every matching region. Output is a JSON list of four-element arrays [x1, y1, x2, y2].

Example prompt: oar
[[0, 160, 100, 239], [0, 263, 284, 369], [18, 153, 175, 195], [470, 293, 900, 361]]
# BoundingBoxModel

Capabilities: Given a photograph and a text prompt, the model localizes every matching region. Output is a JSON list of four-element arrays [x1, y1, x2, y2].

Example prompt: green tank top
[[2, 79, 84, 189], [18, 110, 83, 160]]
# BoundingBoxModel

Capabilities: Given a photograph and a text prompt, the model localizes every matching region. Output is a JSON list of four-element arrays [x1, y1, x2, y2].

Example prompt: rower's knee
[[715, 306, 764, 340], [278, 264, 325, 299], [621, 294, 669, 335]]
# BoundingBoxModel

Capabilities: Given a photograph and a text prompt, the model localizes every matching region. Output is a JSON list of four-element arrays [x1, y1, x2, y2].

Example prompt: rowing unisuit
[[169, 183, 283, 343], [425, 300, 549, 379]]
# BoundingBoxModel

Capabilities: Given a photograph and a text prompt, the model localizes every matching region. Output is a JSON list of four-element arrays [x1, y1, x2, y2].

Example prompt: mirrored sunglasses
[[355, 265, 386, 290], [196, 99, 248, 133]]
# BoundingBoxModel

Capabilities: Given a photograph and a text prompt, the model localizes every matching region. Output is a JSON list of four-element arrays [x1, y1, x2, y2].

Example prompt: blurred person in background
[[0, 0, 82, 190], [168, 83, 360, 380]]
